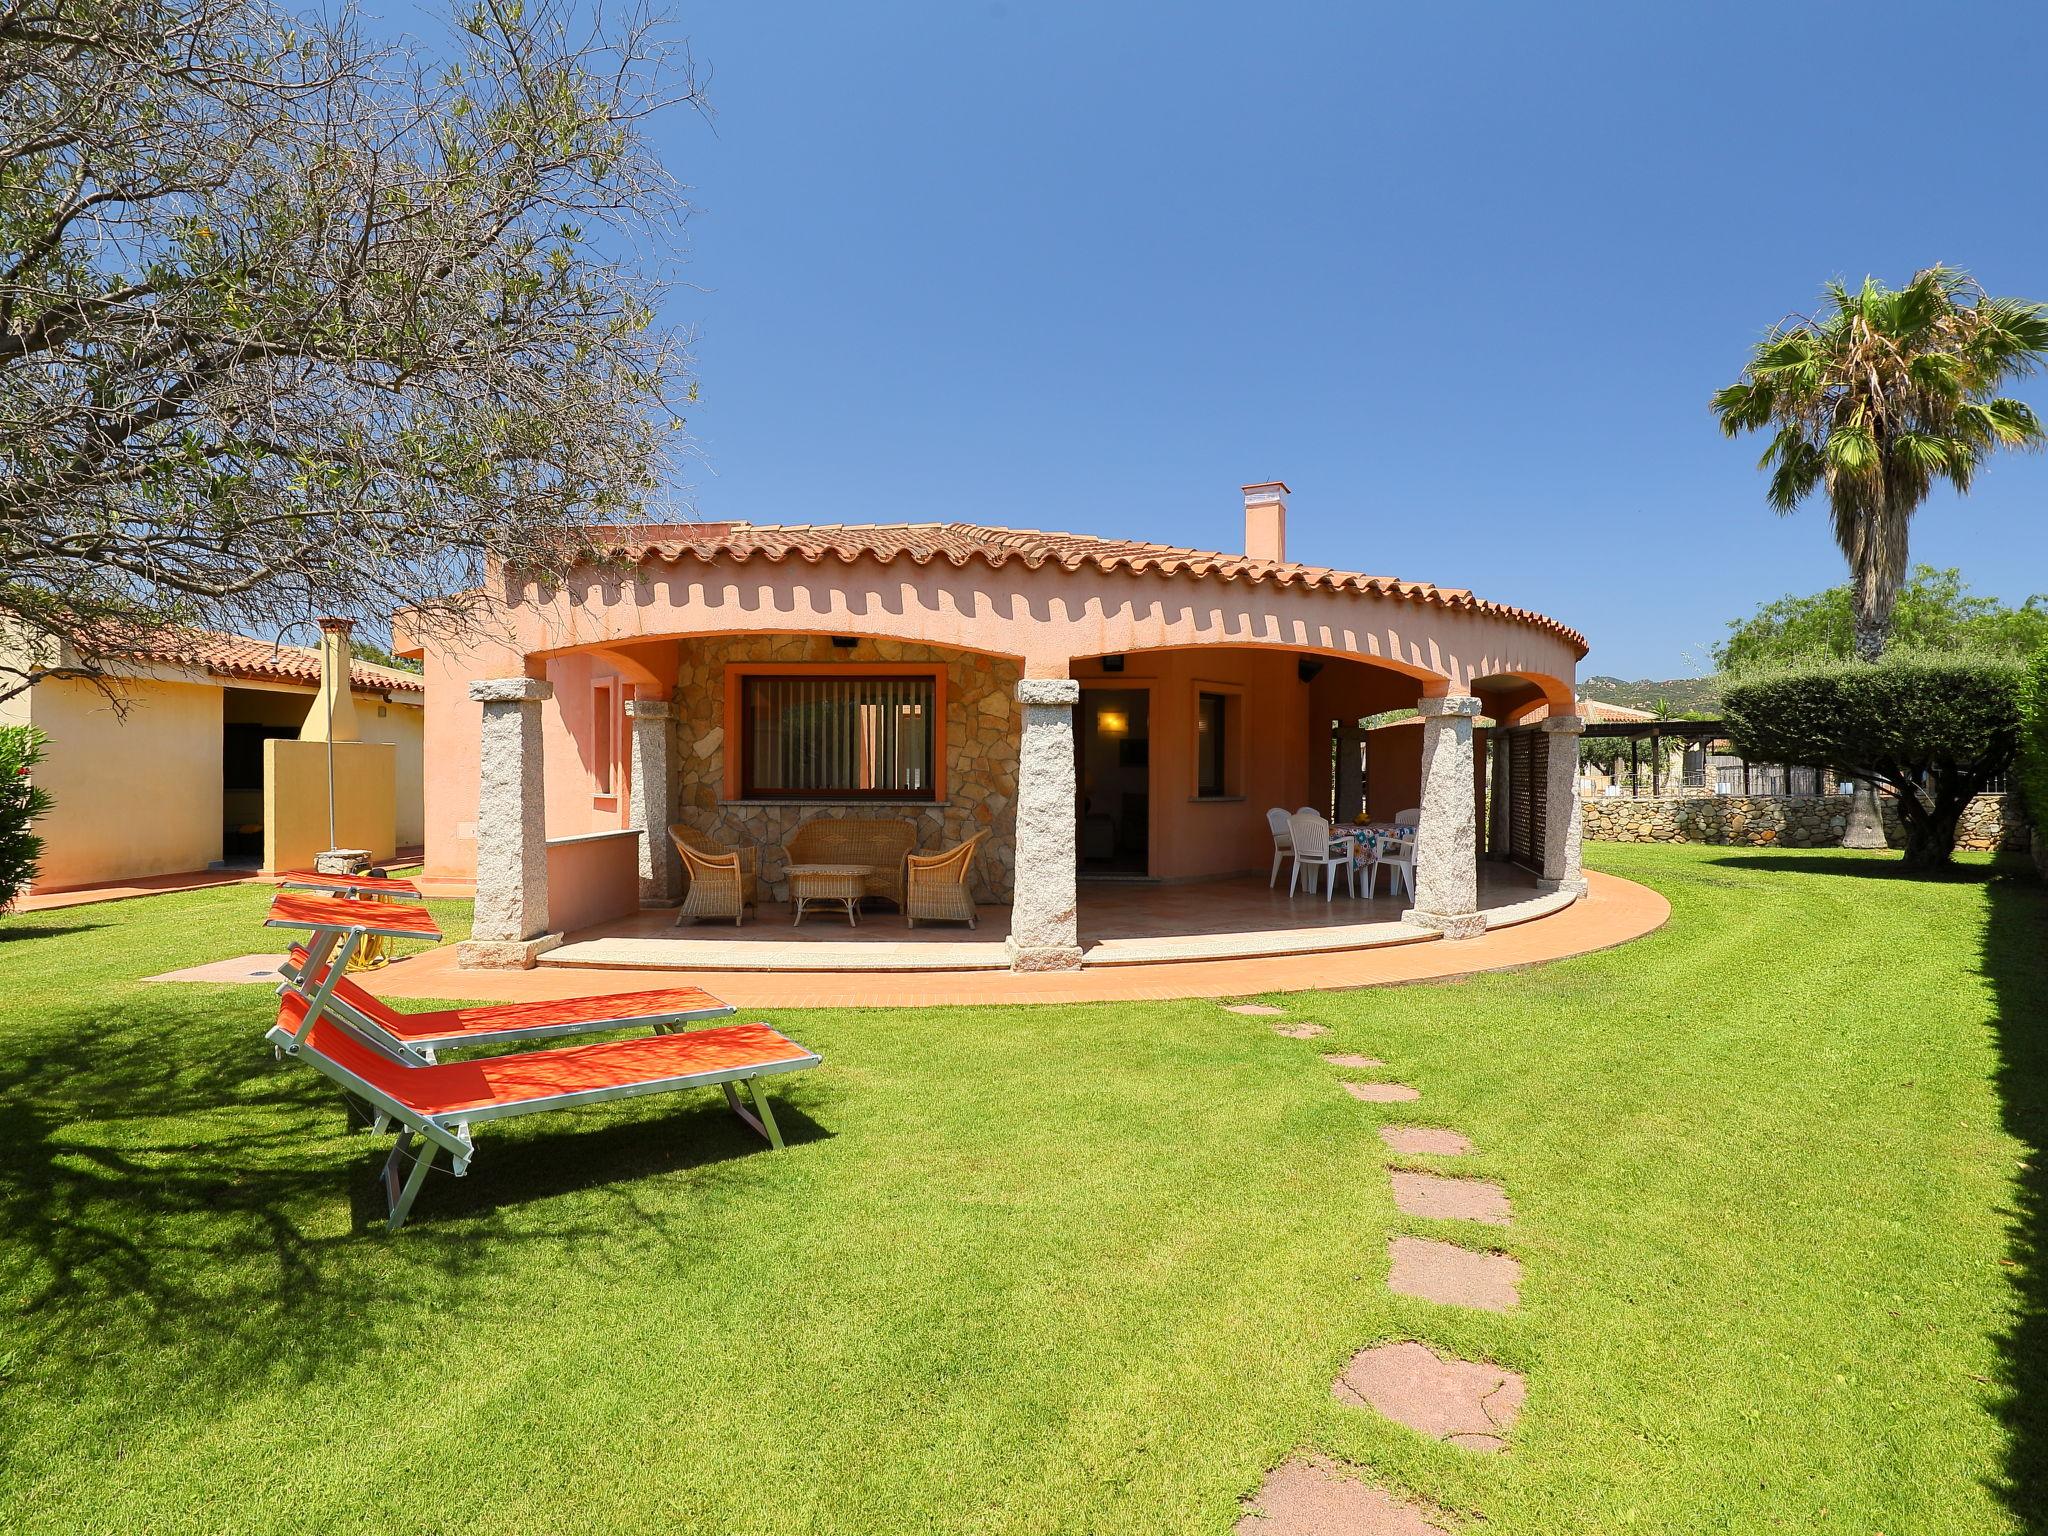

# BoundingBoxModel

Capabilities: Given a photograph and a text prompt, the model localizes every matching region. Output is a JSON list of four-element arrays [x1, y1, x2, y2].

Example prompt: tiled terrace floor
[[362, 869, 1668, 1008], [537, 867, 1561, 972]]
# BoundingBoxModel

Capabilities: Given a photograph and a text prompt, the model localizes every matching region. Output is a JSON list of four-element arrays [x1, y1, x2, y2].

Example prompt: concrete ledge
[[457, 933, 563, 970], [1006, 941, 1085, 972], [1402, 908, 1488, 940], [469, 677, 552, 704], [1016, 679, 1081, 707]]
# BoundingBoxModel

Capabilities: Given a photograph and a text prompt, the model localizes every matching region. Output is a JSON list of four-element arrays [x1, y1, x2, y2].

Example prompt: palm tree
[[1713, 266, 2048, 659]]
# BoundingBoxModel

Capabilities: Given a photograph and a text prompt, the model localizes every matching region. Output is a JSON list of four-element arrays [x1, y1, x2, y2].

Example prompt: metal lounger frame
[[264, 1006, 817, 1231], [265, 919, 811, 1230], [276, 936, 736, 1065]]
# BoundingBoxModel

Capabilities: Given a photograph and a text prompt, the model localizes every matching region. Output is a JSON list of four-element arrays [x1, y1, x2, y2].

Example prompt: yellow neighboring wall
[[262, 739, 397, 874], [19, 677, 225, 889]]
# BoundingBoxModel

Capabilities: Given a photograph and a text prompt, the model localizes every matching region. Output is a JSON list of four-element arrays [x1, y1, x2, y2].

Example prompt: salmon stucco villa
[[401, 482, 1588, 972]]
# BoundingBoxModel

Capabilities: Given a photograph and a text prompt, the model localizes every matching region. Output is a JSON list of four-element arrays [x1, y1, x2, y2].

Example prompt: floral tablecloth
[[1347, 823, 1413, 871]]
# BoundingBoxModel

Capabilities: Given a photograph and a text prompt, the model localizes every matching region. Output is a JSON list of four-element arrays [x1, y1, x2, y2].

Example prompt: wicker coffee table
[[787, 863, 873, 927]]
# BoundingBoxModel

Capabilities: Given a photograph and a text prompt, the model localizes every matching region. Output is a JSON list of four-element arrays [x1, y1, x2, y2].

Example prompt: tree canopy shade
[[1716, 566, 2048, 672], [0, 0, 699, 702], [1711, 267, 2048, 660], [1721, 653, 2024, 869]]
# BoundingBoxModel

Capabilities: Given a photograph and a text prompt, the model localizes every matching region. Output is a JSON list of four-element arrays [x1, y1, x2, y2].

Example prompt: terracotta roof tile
[[600, 521, 1587, 654], [135, 631, 424, 694]]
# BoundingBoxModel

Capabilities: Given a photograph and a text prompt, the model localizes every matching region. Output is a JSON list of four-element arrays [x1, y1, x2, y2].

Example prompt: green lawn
[[1, 846, 2041, 1534]]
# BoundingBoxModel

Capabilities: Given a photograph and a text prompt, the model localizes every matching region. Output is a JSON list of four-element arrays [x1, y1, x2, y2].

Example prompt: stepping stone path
[[1235, 1000, 1532, 1519], [1389, 1171, 1513, 1226], [1235, 1456, 1450, 1535], [1343, 1080, 1419, 1103], [1331, 1342, 1525, 1454], [1386, 1235, 1521, 1312], [1379, 1125, 1473, 1157], [1224, 1003, 1289, 1016]]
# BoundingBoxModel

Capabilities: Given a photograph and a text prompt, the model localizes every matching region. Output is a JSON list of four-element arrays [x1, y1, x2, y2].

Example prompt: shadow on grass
[[1702, 851, 2000, 882], [0, 983, 832, 1400], [0, 921, 109, 942], [1984, 861, 2048, 1530], [353, 1096, 833, 1233]]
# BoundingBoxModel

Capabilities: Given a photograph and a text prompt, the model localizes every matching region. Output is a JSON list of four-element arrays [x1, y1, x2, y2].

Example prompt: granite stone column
[[1539, 714, 1588, 897], [457, 676, 558, 969], [625, 696, 679, 906], [1006, 677, 1083, 972], [1404, 693, 1484, 939]]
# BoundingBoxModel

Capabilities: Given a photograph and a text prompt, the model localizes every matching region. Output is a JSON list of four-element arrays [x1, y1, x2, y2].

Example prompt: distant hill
[[1579, 674, 1721, 716]]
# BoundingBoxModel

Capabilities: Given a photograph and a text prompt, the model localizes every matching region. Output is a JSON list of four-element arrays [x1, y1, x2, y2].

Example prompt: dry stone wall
[[667, 636, 1020, 902], [1581, 791, 2028, 851]]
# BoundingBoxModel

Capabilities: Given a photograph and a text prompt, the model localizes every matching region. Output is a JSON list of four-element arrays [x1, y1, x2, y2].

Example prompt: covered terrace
[[400, 482, 1589, 973]]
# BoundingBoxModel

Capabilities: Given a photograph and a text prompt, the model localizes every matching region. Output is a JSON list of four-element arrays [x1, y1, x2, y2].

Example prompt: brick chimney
[[1241, 481, 1289, 563]]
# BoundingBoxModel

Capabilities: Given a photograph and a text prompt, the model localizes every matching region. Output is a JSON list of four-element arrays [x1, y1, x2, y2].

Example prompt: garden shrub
[[1721, 652, 2024, 870], [0, 726, 53, 910], [2021, 645, 2048, 870]]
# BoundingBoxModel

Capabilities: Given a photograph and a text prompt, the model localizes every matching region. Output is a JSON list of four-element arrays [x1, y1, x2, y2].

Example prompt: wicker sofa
[[783, 817, 919, 911]]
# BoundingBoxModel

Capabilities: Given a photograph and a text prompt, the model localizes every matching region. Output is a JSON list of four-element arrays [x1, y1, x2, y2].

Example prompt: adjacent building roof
[[136, 631, 425, 694], [1577, 697, 1658, 724], [600, 521, 1588, 655]]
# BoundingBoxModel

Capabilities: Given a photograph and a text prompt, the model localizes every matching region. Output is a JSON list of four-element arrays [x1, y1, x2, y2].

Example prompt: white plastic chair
[[1368, 825, 1417, 901], [1265, 807, 1294, 888], [1286, 811, 1355, 902]]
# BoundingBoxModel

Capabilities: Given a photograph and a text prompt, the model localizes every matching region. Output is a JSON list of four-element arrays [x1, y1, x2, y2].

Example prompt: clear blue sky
[[632, 1, 2048, 679]]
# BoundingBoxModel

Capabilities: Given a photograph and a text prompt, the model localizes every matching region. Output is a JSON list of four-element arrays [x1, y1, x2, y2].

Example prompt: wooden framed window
[[1195, 691, 1229, 797], [592, 680, 618, 799], [1189, 682, 1243, 799], [740, 673, 938, 799]]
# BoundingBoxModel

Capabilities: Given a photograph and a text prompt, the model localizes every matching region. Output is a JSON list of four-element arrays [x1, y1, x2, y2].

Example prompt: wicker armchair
[[784, 817, 918, 910], [905, 829, 988, 928], [669, 825, 758, 927]]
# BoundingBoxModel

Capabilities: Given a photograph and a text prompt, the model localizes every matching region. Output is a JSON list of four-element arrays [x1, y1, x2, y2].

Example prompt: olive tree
[[1721, 654, 2024, 869], [0, 0, 699, 701]]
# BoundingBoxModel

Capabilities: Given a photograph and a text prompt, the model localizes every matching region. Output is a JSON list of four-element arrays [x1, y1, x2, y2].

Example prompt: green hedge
[[2021, 644, 2048, 823], [1721, 652, 2024, 868]]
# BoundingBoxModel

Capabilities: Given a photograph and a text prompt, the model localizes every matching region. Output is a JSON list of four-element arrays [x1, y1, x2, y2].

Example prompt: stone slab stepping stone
[[1344, 1080, 1419, 1103], [1331, 1341, 1525, 1453], [1390, 1171, 1512, 1226], [1224, 1003, 1289, 1016], [1234, 1456, 1451, 1535], [1273, 1022, 1330, 1039], [1322, 1053, 1387, 1069], [142, 953, 290, 985], [1387, 1235, 1520, 1311], [1380, 1126, 1473, 1157]]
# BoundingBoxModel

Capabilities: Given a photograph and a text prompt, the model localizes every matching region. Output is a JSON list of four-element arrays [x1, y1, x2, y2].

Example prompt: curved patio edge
[[364, 869, 1669, 1010]]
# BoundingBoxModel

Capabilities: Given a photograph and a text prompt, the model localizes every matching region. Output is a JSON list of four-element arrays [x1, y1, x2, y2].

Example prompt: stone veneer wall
[[1581, 790, 2029, 851], [667, 636, 1021, 903]]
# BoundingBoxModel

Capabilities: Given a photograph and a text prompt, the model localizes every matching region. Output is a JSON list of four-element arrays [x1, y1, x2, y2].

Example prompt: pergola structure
[[400, 483, 1590, 971]]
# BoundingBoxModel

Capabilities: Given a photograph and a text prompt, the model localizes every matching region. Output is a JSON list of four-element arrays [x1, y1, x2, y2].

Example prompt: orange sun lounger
[[261, 891, 819, 1230], [283, 943, 737, 1063], [276, 869, 426, 900], [269, 994, 821, 1231]]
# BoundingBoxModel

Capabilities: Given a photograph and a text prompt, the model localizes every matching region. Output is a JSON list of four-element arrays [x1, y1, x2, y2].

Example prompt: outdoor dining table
[[1347, 823, 1411, 879]]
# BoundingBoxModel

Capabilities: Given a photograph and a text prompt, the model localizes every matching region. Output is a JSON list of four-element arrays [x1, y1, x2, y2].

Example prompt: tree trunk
[[1841, 783, 1889, 848], [1891, 783, 1960, 871], [1851, 606, 1887, 662]]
